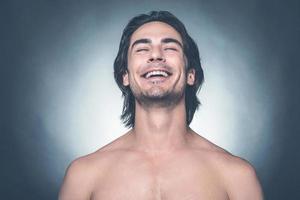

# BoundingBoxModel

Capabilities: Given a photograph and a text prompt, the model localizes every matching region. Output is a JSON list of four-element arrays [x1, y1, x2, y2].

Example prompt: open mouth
[[142, 70, 172, 79]]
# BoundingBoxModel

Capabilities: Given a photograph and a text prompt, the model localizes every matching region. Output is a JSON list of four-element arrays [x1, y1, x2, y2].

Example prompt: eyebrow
[[130, 37, 183, 49], [161, 38, 183, 48], [131, 38, 151, 49]]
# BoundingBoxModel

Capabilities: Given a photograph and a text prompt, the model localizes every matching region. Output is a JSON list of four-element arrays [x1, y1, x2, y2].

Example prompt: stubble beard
[[132, 84, 186, 109]]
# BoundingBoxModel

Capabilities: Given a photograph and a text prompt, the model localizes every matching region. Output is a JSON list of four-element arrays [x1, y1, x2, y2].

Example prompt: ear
[[187, 68, 196, 86], [123, 71, 129, 86]]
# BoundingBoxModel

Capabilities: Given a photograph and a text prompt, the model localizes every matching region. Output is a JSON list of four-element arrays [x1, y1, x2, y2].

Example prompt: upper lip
[[141, 67, 173, 78]]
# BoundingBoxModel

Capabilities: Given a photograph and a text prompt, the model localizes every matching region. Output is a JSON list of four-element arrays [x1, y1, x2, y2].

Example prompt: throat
[[132, 103, 189, 152], [134, 96, 187, 130]]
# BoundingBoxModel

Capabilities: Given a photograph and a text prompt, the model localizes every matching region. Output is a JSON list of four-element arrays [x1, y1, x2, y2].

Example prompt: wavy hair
[[114, 11, 204, 128]]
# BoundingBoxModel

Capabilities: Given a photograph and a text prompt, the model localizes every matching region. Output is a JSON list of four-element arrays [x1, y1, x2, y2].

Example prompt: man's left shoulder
[[212, 151, 264, 199], [189, 132, 259, 179], [189, 132, 264, 199], [218, 153, 258, 181]]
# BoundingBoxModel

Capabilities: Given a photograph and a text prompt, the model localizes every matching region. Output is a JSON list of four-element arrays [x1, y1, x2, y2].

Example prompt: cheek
[[128, 53, 148, 64], [167, 56, 186, 73], [166, 52, 185, 63], [127, 56, 145, 74], [127, 66, 141, 87]]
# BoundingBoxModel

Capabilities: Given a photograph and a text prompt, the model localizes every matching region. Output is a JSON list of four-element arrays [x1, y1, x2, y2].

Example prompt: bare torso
[[72, 130, 234, 200], [90, 149, 228, 200], [59, 130, 263, 200]]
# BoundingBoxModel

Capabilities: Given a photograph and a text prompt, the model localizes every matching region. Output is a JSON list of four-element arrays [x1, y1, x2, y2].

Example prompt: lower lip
[[143, 76, 170, 84]]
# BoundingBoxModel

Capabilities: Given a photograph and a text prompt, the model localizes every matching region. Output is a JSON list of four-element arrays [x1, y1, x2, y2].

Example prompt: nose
[[147, 46, 166, 63]]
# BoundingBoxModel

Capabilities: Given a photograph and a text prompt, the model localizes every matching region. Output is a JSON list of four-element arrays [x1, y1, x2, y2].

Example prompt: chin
[[135, 89, 184, 108], [146, 87, 167, 98]]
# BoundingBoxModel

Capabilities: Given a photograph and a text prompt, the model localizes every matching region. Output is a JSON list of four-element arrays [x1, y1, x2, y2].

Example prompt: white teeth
[[145, 70, 168, 79]]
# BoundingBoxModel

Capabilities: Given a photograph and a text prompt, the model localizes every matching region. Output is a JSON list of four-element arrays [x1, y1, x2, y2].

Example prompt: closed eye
[[164, 47, 178, 51], [136, 48, 149, 52]]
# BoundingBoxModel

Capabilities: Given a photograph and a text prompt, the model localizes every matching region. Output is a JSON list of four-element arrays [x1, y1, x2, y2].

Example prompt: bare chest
[[91, 154, 228, 200]]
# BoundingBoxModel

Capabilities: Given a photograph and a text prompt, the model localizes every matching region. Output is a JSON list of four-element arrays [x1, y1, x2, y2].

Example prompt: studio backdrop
[[2, 0, 299, 199]]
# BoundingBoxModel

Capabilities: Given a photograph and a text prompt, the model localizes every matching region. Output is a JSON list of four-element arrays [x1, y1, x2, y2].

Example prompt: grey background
[[1, 0, 299, 199]]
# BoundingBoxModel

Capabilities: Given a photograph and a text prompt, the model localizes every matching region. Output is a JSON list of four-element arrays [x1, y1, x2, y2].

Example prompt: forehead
[[130, 21, 183, 45]]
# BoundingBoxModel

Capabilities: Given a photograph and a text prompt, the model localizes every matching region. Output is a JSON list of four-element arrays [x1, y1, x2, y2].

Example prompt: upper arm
[[59, 158, 94, 200], [225, 158, 264, 200]]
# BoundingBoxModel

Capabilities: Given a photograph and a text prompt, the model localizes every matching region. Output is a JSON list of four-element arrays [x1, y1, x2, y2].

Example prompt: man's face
[[123, 21, 195, 106]]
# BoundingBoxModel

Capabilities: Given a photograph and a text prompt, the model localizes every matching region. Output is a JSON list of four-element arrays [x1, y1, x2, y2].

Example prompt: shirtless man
[[59, 11, 263, 200]]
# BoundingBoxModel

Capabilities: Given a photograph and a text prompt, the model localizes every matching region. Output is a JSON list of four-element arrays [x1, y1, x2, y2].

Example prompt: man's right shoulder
[[59, 144, 125, 199], [58, 155, 98, 199], [64, 143, 125, 177], [67, 130, 132, 170]]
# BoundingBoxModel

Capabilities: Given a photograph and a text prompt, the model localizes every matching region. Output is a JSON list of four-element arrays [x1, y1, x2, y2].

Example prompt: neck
[[131, 98, 191, 154]]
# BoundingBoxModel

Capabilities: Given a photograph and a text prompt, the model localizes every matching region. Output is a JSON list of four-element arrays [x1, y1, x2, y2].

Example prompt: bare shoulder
[[190, 131, 264, 199], [59, 155, 95, 199], [58, 151, 112, 199], [220, 154, 264, 199], [59, 132, 131, 200]]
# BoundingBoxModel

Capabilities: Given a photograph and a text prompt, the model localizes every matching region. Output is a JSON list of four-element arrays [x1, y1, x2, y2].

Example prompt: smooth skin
[[59, 22, 263, 200]]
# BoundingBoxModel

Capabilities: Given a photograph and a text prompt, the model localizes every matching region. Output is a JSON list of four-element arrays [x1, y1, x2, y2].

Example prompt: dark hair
[[114, 11, 204, 128]]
